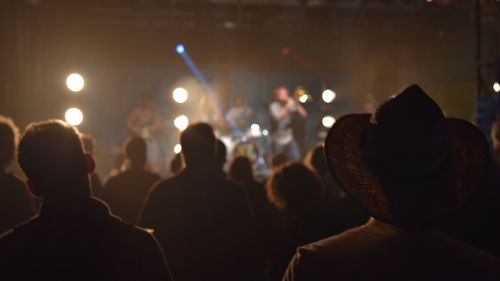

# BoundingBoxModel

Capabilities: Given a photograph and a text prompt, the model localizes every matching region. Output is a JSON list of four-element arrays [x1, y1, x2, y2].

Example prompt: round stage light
[[172, 88, 188, 103], [66, 73, 85, 92], [262, 129, 269, 136], [322, 115, 336, 128], [174, 144, 182, 154], [174, 115, 189, 131], [176, 44, 185, 54], [65, 107, 83, 126], [494, 82, 500, 93], [322, 89, 336, 103]]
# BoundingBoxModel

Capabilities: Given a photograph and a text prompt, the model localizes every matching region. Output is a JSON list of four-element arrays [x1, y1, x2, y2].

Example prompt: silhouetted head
[[270, 153, 289, 169], [180, 123, 216, 167], [325, 84, 490, 226], [125, 137, 147, 169], [215, 139, 227, 171], [267, 162, 324, 212], [304, 144, 328, 177], [170, 153, 183, 175], [0, 115, 19, 171], [274, 86, 289, 103], [81, 134, 96, 154], [17, 120, 94, 200], [229, 156, 255, 184]]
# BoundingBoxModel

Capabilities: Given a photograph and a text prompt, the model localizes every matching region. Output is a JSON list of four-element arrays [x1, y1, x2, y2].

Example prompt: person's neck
[[129, 163, 146, 171], [185, 162, 216, 173], [43, 193, 92, 206], [43, 181, 92, 198]]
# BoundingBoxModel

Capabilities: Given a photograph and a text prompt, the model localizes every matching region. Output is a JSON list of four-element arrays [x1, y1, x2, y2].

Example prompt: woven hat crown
[[362, 85, 451, 182]]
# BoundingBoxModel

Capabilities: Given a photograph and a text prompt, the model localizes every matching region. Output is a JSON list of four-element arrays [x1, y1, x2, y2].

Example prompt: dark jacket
[[0, 197, 173, 281], [267, 206, 342, 281], [141, 167, 261, 281], [283, 219, 500, 281], [0, 171, 34, 234]]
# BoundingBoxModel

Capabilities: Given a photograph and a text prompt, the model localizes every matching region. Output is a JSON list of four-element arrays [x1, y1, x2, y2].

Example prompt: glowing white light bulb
[[172, 88, 188, 103], [65, 107, 84, 126], [322, 89, 336, 103], [66, 73, 85, 92], [322, 115, 336, 128], [174, 115, 189, 131]]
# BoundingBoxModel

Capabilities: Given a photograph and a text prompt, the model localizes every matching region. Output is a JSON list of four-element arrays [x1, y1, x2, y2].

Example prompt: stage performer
[[226, 95, 255, 138], [269, 86, 307, 161], [127, 92, 163, 172]]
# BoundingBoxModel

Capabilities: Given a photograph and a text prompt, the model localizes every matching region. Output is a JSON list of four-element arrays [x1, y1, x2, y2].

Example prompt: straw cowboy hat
[[324, 85, 490, 225]]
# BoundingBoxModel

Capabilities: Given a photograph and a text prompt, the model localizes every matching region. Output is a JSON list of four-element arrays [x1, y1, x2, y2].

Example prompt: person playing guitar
[[127, 92, 163, 172]]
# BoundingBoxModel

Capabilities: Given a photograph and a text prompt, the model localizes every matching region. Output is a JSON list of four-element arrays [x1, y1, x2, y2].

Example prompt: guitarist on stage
[[127, 92, 163, 172]]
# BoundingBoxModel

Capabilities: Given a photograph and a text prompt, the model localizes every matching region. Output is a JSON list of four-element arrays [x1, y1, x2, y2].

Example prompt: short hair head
[[234, 96, 245, 106], [17, 120, 90, 198], [141, 91, 154, 107], [270, 153, 289, 169], [229, 156, 254, 184], [304, 144, 328, 177], [180, 123, 216, 167], [0, 115, 19, 170], [125, 137, 147, 168], [266, 162, 324, 212], [274, 86, 289, 102]]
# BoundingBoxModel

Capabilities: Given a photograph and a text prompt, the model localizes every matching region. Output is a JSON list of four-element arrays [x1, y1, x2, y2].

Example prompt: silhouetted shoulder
[[284, 224, 500, 281], [0, 172, 31, 199], [0, 217, 34, 240], [0, 216, 41, 259], [0, 209, 172, 281], [0, 172, 34, 233]]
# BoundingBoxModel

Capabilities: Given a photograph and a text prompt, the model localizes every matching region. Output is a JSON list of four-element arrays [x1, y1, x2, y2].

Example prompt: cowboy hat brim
[[324, 114, 490, 224]]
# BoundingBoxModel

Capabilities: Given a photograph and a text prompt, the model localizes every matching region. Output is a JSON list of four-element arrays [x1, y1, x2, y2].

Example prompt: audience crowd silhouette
[[0, 84, 499, 280]]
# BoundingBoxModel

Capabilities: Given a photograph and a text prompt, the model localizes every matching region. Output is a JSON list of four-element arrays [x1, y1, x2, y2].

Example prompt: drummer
[[226, 95, 255, 138]]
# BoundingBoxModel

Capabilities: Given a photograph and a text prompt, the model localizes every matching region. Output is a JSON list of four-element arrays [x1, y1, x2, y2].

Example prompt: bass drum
[[232, 138, 259, 163]]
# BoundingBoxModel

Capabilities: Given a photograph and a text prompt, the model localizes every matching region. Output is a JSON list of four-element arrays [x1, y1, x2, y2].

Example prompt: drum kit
[[217, 123, 272, 178]]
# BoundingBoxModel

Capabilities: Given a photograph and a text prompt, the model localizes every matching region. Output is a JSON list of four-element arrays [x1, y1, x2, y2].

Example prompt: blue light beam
[[176, 44, 240, 135]]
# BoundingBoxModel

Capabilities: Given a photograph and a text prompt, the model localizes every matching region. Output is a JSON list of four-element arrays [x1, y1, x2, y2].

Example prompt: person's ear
[[85, 153, 96, 174], [27, 179, 42, 197]]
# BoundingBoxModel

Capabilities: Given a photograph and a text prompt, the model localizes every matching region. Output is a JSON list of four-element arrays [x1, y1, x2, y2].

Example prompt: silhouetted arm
[[294, 101, 307, 117]]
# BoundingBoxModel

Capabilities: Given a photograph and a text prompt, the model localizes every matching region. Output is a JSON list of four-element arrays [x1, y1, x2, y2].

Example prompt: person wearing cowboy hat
[[282, 85, 500, 281]]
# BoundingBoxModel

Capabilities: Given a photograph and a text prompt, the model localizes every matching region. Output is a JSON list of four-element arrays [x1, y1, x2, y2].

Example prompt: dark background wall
[[1, 0, 499, 171]]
